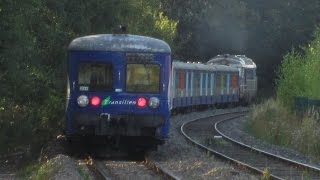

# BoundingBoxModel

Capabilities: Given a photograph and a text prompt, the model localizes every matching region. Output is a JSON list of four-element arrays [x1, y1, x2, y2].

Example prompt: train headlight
[[77, 95, 89, 107], [148, 97, 160, 108]]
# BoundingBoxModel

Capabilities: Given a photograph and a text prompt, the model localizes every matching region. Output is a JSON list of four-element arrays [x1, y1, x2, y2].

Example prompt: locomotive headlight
[[77, 95, 89, 107], [148, 97, 160, 108]]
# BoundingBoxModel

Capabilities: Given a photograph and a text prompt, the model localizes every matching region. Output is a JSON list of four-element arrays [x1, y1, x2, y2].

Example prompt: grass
[[17, 156, 92, 180], [17, 160, 56, 180], [261, 168, 271, 180], [246, 98, 320, 160], [77, 165, 91, 180]]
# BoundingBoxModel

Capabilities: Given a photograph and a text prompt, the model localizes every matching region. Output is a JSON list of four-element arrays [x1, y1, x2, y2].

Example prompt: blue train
[[65, 34, 257, 149], [66, 34, 171, 148]]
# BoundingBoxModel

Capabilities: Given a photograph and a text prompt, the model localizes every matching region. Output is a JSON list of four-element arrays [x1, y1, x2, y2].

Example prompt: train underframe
[[66, 112, 167, 150]]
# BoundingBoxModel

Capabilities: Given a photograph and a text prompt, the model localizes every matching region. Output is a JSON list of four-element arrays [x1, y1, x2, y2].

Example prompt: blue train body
[[66, 34, 171, 145]]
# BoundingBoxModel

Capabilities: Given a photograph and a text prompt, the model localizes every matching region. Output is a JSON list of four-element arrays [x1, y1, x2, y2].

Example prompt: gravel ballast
[[148, 107, 259, 180]]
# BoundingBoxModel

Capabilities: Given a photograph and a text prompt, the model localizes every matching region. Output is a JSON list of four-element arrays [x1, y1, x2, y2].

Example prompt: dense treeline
[[160, 0, 320, 94], [0, 0, 319, 154]]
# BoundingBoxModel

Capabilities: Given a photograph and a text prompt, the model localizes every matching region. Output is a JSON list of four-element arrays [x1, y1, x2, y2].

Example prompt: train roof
[[68, 34, 171, 53], [207, 54, 256, 68], [173, 61, 238, 72]]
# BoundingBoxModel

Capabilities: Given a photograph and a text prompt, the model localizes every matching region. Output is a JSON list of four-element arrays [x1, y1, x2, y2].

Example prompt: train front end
[[65, 34, 171, 146]]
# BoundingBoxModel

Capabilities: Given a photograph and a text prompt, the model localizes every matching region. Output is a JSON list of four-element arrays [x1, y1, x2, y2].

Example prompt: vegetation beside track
[[246, 99, 320, 160], [17, 155, 91, 180], [276, 29, 320, 108], [246, 31, 320, 160]]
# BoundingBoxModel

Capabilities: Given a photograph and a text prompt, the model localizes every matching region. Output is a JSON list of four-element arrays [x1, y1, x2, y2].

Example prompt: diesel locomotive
[[207, 54, 257, 103]]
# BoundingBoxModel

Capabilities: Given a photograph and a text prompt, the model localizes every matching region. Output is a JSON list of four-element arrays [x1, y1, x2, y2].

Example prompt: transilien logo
[[101, 96, 111, 107]]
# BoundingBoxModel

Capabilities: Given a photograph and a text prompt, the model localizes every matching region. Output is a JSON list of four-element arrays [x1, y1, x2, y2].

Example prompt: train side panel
[[170, 62, 239, 111]]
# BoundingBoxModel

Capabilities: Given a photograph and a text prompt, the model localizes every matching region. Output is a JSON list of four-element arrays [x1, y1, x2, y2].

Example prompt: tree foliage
[[161, 0, 320, 93], [0, 0, 177, 154], [277, 29, 320, 107]]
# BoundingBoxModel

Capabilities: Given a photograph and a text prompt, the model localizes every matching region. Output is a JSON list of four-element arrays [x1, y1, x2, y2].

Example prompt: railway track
[[85, 156, 180, 180], [181, 111, 320, 179]]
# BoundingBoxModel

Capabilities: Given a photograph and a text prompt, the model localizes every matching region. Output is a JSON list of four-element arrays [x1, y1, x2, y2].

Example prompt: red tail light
[[137, 97, 147, 107], [91, 96, 101, 106]]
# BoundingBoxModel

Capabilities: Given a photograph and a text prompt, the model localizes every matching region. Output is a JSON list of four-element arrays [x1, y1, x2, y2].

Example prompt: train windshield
[[245, 69, 255, 80], [126, 64, 160, 93], [78, 63, 113, 91]]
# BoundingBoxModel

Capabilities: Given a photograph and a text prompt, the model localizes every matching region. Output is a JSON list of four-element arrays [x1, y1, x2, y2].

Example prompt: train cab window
[[78, 63, 113, 91], [126, 64, 160, 93], [245, 69, 255, 79]]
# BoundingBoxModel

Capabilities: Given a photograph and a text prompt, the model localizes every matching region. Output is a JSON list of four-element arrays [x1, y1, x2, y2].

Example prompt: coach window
[[175, 70, 180, 96], [126, 64, 160, 93], [215, 73, 221, 94], [78, 63, 113, 91]]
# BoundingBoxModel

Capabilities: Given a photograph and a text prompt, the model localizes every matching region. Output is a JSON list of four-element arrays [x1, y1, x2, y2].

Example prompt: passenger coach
[[66, 34, 171, 147], [170, 61, 240, 111]]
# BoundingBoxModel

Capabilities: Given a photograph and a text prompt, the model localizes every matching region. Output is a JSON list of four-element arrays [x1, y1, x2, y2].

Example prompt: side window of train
[[175, 70, 179, 96], [194, 72, 200, 96], [126, 63, 160, 93], [210, 73, 214, 96], [221, 74, 225, 93], [78, 63, 113, 91], [201, 72, 206, 96], [187, 71, 192, 96], [232, 74, 238, 89], [215, 73, 221, 94], [179, 71, 185, 97]]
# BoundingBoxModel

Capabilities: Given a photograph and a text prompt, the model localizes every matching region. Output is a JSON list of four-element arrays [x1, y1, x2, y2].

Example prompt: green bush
[[246, 99, 298, 145], [276, 29, 320, 108]]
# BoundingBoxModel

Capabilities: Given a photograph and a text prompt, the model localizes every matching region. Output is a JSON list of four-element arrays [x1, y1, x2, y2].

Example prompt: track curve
[[215, 116, 320, 179], [181, 111, 320, 180]]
